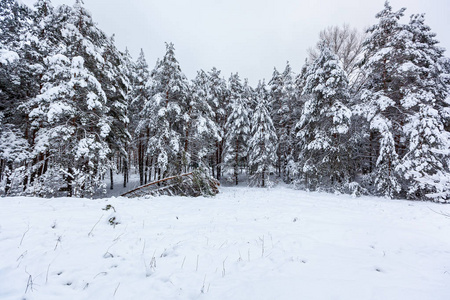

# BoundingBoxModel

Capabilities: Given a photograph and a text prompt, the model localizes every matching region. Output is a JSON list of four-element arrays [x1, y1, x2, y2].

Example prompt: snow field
[[1, 186, 450, 299]]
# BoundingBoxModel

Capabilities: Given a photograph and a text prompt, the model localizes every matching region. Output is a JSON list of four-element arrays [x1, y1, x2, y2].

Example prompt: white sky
[[22, 0, 450, 85]]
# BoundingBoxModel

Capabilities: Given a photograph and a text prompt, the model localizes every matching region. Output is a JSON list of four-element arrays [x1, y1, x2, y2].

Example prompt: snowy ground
[[1, 186, 450, 300]]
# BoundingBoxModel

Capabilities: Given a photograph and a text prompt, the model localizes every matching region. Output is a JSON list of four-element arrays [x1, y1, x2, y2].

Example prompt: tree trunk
[[262, 166, 266, 188], [235, 138, 239, 185], [138, 137, 144, 186], [123, 157, 128, 188], [216, 141, 221, 181], [144, 155, 149, 184], [110, 167, 114, 190], [67, 167, 73, 197]]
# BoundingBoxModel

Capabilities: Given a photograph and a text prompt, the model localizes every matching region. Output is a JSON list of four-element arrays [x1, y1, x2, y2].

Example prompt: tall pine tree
[[224, 73, 250, 185], [248, 81, 278, 187], [297, 44, 352, 191]]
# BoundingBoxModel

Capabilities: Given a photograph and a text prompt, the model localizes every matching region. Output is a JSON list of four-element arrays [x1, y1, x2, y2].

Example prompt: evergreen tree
[[206, 67, 228, 179], [224, 73, 250, 185], [393, 14, 450, 201], [190, 70, 220, 169], [130, 49, 148, 131], [248, 81, 278, 187], [101, 35, 131, 189], [278, 62, 298, 182], [268, 67, 284, 176], [359, 1, 450, 201], [0, 0, 40, 127], [142, 43, 189, 178], [131, 49, 151, 185], [19, 1, 118, 196], [297, 44, 352, 191], [0, 0, 52, 195], [358, 1, 406, 197]]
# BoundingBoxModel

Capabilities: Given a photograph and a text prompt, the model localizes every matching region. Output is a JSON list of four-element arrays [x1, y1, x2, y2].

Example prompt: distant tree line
[[1, 0, 449, 201]]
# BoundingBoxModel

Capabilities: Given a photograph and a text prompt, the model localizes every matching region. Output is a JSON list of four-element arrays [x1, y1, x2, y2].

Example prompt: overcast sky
[[22, 0, 450, 85]]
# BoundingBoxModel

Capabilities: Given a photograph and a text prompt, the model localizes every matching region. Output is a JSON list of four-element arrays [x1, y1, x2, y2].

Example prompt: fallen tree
[[121, 169, 220, 198]]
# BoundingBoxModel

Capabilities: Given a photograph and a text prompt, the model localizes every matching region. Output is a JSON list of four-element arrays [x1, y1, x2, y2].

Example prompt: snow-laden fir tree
[[243, 78, 256, 110], [101, 35, 131, 189], [130, 49, 148, 132], [190, 70, 220, 169], [358, 1, 406, 198], [20, 1, 116, 197], [131, 49, 151, 185], [28, 54, 110, 197], [285, 61, 311, 182], [392, 14, 450, 201], [206, 67, 228, 179], [248, 81, 278, 187], [0, 0, 40, 130], [278, 62, 298, 182], [268, 68, 284, 176], [358, 1, 450, 201], [0, 0, 33, 193], [297, 43, 352, 191], [224, 73, 250, 185], [141, 43, 190, 178]]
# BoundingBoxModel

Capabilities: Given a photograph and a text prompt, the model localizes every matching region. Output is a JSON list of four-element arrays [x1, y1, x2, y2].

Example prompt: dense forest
[[1, 0, 449, 201]]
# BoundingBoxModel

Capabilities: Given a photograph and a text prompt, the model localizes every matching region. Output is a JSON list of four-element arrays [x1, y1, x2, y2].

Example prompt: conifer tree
[[358, 1, 406, 197], [297, 44, 352, 191], [190, 70, 220, 169], [224, 73, 250, 185], [268, 68, 284, 176], [393, 14, 450, 201], [131, 49, 151, 185], [359, 1, 450, 201], [141, 43, 189, 178], [278, 62, 298, 181], [248, 81, 278, 187], [101, 35, 131, 188], [206, 67, 228, 179], [0, 0, 35, 192], [21, 1, 116, 196]]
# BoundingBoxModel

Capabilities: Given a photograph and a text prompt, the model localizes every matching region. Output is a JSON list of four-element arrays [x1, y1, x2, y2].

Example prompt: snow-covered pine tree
[[130, 49, 148, 131], [206, 67, 228, 179], [0, 0, 33, 194], [268, 67, 284, 176], [0, 0, 41, 128], [248, 81, 278, 187], [143, 43, 190, 178], [29, 54, 110, 197], [21, 1, 114, 197], [297, 43, 352, 191], [285, 61, 310, 183], [358, 1, 450, 201], [358, 1, 406, 198], [100, 35, 131, 189], [278, 62, 298, 182], [131, 49, 151, 185], [243, 78, 256, 111], [393, 14, 450, 201], [0, 0, 57, 195], [190, 70, 220, 170], [0, 0, 35, 106], [224, 73, 250, 185]]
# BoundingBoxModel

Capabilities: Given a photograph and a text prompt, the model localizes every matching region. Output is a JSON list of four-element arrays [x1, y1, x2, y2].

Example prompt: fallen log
[[120, 170, 219, 198]]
